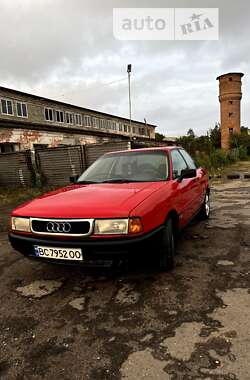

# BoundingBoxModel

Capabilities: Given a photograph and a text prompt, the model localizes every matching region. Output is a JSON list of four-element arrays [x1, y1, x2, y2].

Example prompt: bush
[[230, 133, 250, 155], [194, 148, 239, 172], [178, 127, 250, 173], [238, 146, 248, 160]]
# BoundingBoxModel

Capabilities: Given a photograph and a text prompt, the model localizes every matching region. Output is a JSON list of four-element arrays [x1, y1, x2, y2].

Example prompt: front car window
[[171, 149, 188, 179], [78, 151, 169, 183], [179, 149, 197, 169]]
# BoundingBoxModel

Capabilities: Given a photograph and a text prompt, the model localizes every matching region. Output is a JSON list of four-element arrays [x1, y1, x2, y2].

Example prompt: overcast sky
[[0, 0, 249, 136]]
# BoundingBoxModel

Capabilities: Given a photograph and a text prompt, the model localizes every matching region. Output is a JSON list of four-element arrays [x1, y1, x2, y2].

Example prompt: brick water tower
[[216, 72, 244, 150]]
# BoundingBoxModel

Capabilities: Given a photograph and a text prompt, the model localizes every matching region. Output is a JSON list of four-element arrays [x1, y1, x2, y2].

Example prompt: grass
[[0, 186, 54, 207]]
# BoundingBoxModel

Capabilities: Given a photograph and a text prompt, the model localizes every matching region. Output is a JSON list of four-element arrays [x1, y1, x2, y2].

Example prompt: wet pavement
[[0, 164, 249, 380]]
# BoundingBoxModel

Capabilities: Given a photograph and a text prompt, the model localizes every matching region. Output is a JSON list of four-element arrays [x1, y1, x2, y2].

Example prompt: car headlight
[[11, 217, 31, 232], [94, 218, 143, 235], [94, 219, 128, 235]]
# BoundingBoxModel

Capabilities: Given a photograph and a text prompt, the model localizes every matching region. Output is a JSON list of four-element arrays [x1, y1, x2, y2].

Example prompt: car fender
[[129, 183, 181, 234]]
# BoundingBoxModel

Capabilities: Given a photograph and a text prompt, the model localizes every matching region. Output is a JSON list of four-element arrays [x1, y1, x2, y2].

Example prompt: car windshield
[[77, 150, 169, 183]]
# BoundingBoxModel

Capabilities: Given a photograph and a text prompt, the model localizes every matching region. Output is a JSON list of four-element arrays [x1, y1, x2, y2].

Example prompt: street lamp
[[127, 64, 132, 139]]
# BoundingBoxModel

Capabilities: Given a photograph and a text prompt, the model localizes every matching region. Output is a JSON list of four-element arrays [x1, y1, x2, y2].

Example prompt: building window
[[55, 110, 64, 123], [45, 108, 53, 121], [229, 77, 232, 81], [1, 99, 13, 115], [229, 112, 233, 117], [16, 102, 28, 118], [229, 101, 233, 105], [93, 117, 100, 128], [102, 119, 107, 129], [75, 114, 82, 125], [84, 115, 92, 126], [112, 121, 117, 131], [0, 143, 19, 153], [100, 119, 105, 129], [119, 123, 122, 132], [132, 127, 136, 134], [229, 128, 234, 134], [33, 144, 48, 150], [123, 125, 128, 133], [128, 126, 131, 133], [139, 127, 145, 135], [65, 112, 74, 124]]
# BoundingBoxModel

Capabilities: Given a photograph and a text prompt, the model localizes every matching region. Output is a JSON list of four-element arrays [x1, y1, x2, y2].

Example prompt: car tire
[[198, 191, 210, 220], [159, 218, 175, 271]]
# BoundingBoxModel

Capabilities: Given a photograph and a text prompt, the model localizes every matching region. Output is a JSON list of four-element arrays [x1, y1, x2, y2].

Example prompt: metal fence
[[0, 141, 132, 187], [35, 145, 85, 187], [85, 141, 131, 166], [0, 151, 35, 187]]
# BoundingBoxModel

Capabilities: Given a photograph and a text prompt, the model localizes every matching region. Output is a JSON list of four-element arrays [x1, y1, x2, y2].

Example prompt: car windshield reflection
[[77, 151, 169, 183]]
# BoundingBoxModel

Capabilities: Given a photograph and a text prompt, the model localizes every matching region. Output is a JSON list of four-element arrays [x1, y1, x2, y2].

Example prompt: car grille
[[31, 219, 93, 236]]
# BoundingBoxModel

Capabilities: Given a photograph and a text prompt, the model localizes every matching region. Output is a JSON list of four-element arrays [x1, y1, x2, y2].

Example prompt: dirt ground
[[0, 162, 249, 380]]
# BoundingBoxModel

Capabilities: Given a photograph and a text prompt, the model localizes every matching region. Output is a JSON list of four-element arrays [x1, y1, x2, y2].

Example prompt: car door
[[170, 149, 196, 225], [178, 148, 203, 214]]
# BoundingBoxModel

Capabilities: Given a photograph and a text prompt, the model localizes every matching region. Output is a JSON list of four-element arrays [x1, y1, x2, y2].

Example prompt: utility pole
[[127, 64, 132, 140]]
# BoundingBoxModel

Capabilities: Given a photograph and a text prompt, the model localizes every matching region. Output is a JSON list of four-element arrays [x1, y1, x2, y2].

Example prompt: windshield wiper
[[100, 179, 144, 183], [76, 180, 100, 184]]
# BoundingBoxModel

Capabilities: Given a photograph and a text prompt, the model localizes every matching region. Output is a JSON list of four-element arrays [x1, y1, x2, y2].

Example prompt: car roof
[[105, 146, 180, 155]]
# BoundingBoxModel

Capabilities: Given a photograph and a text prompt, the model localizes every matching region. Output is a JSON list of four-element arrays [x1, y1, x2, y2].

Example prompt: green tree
[[187, 129, 195, 138], [241, 126, 249, 135], [209, 123, 221, 149], [155, 132, 165, 141]]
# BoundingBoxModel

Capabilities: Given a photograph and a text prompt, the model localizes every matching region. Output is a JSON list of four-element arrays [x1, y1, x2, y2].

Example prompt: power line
[[60, 76, 128, 98]]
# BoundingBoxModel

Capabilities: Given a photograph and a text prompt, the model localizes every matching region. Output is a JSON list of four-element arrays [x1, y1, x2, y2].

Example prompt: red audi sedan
[[9, 147, 210, 271]]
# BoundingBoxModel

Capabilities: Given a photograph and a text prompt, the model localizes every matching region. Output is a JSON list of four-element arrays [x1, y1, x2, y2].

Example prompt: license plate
[[34, 245, 83, 261]]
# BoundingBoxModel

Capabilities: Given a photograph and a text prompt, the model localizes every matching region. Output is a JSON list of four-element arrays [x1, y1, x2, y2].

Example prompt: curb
[[209, 173, 250, 180]]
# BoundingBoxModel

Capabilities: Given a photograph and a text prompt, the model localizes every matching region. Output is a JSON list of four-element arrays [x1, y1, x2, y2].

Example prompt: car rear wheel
[[198, 192, 210, 220], [159, 218, 175, 271]]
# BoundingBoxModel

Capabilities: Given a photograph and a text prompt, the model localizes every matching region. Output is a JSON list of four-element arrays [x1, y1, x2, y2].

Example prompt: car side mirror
[[69, 175, 79, 183], [178, 169, 196, 182]]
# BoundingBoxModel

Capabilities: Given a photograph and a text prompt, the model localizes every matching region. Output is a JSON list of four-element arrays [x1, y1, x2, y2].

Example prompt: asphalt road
[[0, 167, 249, 380]]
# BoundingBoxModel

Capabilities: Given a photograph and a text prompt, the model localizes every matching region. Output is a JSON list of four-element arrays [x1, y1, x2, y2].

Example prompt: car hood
[[12, 182, 166, 219]]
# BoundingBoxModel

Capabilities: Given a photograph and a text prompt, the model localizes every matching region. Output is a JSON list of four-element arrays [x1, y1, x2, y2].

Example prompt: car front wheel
[[159, 218, 175, 271]]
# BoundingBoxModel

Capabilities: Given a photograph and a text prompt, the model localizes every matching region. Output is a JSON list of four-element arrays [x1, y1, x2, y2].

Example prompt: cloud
[[0, 0, 249, 136]]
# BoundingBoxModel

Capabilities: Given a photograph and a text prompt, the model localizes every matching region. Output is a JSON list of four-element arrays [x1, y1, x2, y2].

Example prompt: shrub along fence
[[0, 141, 131, 188]]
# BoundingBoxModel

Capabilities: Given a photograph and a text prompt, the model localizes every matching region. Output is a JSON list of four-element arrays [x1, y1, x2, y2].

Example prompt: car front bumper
[[8, 226, 164, 265]]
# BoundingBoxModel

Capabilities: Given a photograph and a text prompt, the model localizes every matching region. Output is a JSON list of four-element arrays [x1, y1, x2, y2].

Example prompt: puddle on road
[[16, 280, 63, 298], [120, 287, 250, 379], [202, 288, 250, 379]]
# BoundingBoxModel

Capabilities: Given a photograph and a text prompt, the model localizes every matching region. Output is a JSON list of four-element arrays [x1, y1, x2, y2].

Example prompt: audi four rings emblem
[[46, 222, 72, 233]]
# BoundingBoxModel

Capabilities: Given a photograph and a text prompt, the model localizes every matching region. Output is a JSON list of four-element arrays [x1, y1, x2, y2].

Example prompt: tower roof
[[216, 72, 244, 80]]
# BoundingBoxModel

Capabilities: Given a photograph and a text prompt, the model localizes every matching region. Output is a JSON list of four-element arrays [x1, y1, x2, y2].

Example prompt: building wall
[[217, 73, 244, 150], [0, 87, 156, 151], [0, 127, 116, 152]]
